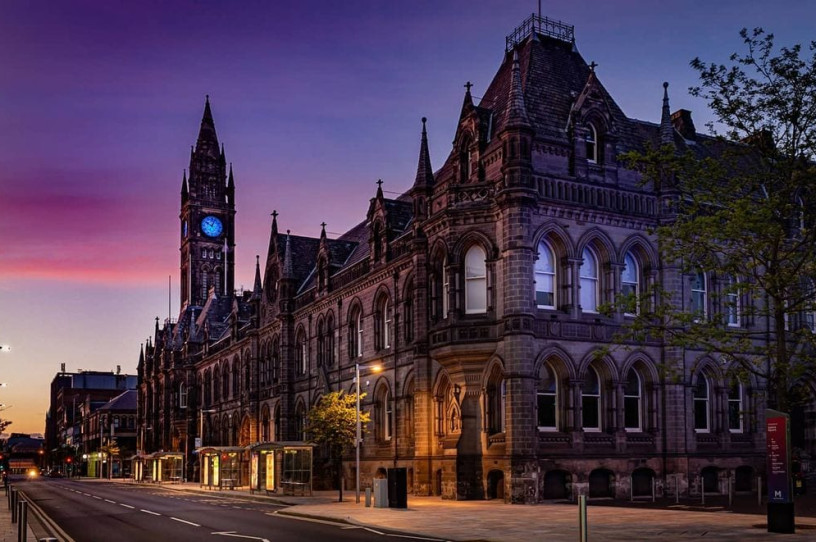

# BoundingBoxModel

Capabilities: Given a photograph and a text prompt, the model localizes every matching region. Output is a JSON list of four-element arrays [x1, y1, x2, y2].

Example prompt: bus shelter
[[248, 442, 314, 496], [130, 453, 146, 482], [197, 446, 247, 490], [147, 451, 184, 483]]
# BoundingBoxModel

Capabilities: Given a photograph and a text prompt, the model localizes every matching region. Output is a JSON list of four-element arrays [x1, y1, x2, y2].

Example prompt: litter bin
[[387, 468, 407, 509]]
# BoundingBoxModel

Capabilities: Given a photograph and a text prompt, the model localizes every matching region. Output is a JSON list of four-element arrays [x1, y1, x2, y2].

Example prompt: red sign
[[767, 413, 791, 503]]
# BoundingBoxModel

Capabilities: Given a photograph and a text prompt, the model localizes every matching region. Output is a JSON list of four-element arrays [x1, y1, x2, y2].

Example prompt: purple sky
[[1, 0, 813, 433]]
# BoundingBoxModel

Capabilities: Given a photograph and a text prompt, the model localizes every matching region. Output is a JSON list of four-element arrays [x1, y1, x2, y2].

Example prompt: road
[[18, 478, 441, 542]]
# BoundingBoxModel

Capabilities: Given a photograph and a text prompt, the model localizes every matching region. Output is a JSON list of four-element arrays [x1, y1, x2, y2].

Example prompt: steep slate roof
[[98, 389, 137, 411]]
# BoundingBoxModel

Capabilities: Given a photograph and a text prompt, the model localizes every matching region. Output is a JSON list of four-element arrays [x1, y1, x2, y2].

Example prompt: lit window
[[349, 308, 363, 358], [621, 252, 640, 315], [465, 246, 487, 314], [442, 258, 450, 318], [179, 383, 187, 409], [693, 373, 710, 432], [581, 366, 601, 431], [579, 247, 599, 313], [535, 241, 556, 309], [375, 297, 391, 350], [623, 368, 642, 431]]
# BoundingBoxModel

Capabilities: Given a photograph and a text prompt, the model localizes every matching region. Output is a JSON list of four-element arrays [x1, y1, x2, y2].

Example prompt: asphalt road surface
[[18, 478, 442, 542]]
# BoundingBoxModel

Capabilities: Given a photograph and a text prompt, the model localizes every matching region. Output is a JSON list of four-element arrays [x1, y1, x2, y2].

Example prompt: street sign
[[766, 410, 791, 504], [194, 437, 201, 449]]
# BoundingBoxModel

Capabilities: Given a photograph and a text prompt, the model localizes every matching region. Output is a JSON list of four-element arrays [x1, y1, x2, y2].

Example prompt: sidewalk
[[133, 480, 816, 541], [0, 487, 36, 542]]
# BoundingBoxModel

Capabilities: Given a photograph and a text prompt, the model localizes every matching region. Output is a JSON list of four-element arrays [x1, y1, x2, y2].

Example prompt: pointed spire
[[266, 210, 279, 265], [282, 230, 294, 278], [412, 117, 435, 190], [460, 81, 474, 120], [139, 344, 145, 365], [154, 316, 160, 334], [320, 222, 327, 242], [251, 255, 262, 300], [228, 163, 234, 189], [375, 179, 384, 200], [181, 170, 188, 201], [195, 94, 219, 155], [660, 82, 675, 148], [504, 50, 531, 130]]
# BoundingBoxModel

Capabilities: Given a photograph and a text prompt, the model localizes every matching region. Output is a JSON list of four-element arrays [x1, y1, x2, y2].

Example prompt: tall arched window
[[442, 257, 450, 317], [581, 366, 601, 431], [375, 296, 391, 350], [535, 241, 556, 309], [623, 368, 642, 431], [317, 319, 326, 366], [349, 306, 363, 358], [465, 246, 487, 314], [585, 124, 598, 163], [213, 366, 221, 403], [376, 386, 393, 442], [294, 404, 306, 441], [326, 314, 335, 365], [261, 406, 270, 442], [693, 373, 710, 432], [403, 281, 414, 343], [691, 271, 707, 319], [232, 359, 240, 396], [178, 382, 187, 409], [537, 362, 558, 431], [724, 275, 740, 327], [728, 377, 743, 433], [273, 405, 282, 441], [296, 329, 307, 374], [580, 247, 599, 313], [271, 339, 279, 383], [621, 252, 640, 315]]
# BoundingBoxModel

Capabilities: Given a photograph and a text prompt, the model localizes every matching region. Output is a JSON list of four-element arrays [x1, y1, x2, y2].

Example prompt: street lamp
[[355, 362, 382, 504]]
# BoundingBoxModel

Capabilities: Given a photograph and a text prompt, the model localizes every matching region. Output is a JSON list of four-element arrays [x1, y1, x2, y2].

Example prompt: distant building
[[46, 369, 137, 473], [140, 14, 816, 502]]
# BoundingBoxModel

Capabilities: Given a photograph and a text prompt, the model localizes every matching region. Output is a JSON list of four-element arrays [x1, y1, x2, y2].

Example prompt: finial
[[287, 229, 291, 235], [320, 221, 327, 229], [206, 94, 210, 102], [663, 81, 669, 90], [589, 61, 598, 72], [256, 255, 260, 265], [376, 179, 383, 188], [272, 210, 278, 219], [464, 81, 473, 93]]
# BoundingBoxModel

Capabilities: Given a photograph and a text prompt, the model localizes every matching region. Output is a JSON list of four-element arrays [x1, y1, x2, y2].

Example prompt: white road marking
[[140, 509, 161, 516], [120, 504, 135, 509], [104, 499, 116, 504], [364, 527, 385, 535], [92, 496, 102, 500], [269, 512, 349, 526], [171, 517, 200, 527], [211, 532, 270, 541]]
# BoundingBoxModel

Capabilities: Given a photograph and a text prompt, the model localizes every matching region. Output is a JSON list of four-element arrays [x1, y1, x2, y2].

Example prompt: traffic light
[[66, 457, 72, 464]]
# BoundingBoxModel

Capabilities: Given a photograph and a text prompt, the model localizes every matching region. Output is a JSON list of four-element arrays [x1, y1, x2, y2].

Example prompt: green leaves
[[306, 391, 369, 455]]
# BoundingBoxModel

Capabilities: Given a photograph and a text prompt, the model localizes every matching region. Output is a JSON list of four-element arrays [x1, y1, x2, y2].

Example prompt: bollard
[[17, 500, 27, 542], [365, 487, 371, 508], [728, 474, 733, 507], [652, 478, 656, 503], [700, 476, 705, 506], [6, 484, 10, 510], [630, 475, 633, 502], [11, 489, 17, 524], [757, 475, 762, 507], [578, 494, 588, 542]]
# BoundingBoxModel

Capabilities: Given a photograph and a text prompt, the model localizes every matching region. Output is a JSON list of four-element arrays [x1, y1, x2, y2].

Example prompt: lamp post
[[355, 362, 382, 504]]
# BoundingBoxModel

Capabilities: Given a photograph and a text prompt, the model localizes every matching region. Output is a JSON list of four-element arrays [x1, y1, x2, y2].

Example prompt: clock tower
[[179, 96, 236, 308]]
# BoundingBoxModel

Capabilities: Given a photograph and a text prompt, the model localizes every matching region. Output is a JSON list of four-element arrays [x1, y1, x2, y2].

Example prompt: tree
[[306, 391, 370, 502], [617, 28, 816, 414], [0, 420, 11, 435]]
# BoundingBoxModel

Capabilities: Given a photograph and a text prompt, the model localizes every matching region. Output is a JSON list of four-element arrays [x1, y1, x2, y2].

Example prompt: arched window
[[271, 339, 279, 384], [348, 306, 363, 358], [179, 382, 187, 409], [580, 247, 599, 313], [535, 241, 556, 309], [691, 271, 707, 319], [375, 296, 391, 350], [581, 366, 601, 431], [261, 406, 270, 442], [487, 372, 505, 434], [376, 386, 393, 442], [621, 252, 640, 315], [465, 246, 487, 314], [623, 368, 642, 431], [537, 362, 558, 431], [585, 124, 598, 163], [244, 359, 250, 393], [403, 281, 414, 343], [213, 366, 221, 403], [326, 314, 335, 365], [317, 319, 326, 367], [222, 362, 230, 399], [232, 359, 240, 396], [273, 405, 282, 441], [294, 403, 306, 441], [693, 373, 710, 432], [259, 348, 268, 387], [728, 377, 743, 433], [724, 275, 740, 327], [296, 329, 307, 374]]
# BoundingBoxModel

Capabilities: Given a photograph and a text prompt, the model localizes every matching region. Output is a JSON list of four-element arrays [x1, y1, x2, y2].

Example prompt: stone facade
[[139, 14, 816, 503]]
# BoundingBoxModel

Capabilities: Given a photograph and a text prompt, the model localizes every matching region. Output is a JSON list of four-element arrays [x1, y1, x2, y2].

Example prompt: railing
[[506, 14, 574, 51], [537, 176, 657, 217]]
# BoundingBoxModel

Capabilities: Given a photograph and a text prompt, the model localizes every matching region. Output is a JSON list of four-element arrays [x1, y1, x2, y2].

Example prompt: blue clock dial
[[201, 215, 223, 237]]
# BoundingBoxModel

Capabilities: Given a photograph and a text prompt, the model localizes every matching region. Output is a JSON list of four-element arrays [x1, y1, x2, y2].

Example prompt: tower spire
[[282, 230, 294, 279], [195, 95, 220, 157], [504, 50, 531, 130], [412, 117, 434, 190], [660, 82, 676, 148], [251, 255, 262, 300], [460, 81, 475, 119], [181, 170, 188, 202]]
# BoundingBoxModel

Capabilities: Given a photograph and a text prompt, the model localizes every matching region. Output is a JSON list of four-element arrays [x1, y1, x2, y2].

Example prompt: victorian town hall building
[[138, 15, 802, 502]]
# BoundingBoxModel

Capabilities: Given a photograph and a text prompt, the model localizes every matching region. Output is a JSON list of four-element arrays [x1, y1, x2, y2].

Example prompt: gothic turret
[[660, 82, 676, 148], [410, 117, 434, 221]]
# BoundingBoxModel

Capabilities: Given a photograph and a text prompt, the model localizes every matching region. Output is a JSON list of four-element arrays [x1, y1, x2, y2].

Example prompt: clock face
[[201, 215, 223, 238]]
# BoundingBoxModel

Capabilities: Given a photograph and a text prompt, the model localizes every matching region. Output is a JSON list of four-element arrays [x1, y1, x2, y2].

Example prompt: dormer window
[[585, 124, 599, 163]]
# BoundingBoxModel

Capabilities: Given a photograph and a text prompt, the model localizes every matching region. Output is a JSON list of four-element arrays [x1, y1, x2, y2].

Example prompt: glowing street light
[[355, 362, 382, 504]]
